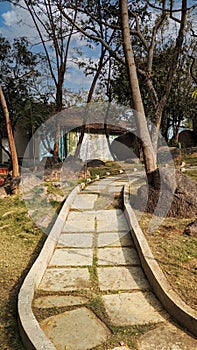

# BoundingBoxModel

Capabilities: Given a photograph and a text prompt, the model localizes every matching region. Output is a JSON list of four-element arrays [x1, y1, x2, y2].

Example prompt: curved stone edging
[[18, 183, 85, 350], [123, 183, 197, 337]]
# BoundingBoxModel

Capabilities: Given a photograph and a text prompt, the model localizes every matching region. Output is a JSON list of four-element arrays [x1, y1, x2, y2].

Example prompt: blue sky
[[0, 1, 95, 93], [0, 1, 196, 94]]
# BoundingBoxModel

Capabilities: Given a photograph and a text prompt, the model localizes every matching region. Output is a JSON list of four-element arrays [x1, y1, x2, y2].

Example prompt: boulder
[[132, 170, 197, 219], [184, 220, 197, 237], [86, 159, 105, 167], [178, 130, 196, 148], [111, 132, 141, 161]]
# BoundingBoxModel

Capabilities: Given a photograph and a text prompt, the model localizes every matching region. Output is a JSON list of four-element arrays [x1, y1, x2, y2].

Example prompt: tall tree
[[120, 0, 158, 183], [58, 0, 196, 179], [11, 0, 79, 158]]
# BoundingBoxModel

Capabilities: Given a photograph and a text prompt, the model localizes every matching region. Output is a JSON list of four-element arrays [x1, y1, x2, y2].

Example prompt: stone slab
[[38, 268, 91, 292], [71, 194, 98, 210], [102, 292, 165, 326], [96, 210, 129, 232], [98, 266, 150, 291], [97, 232, 133, 247], [137, 323, 197, 349], [83, 184, 100, 192], [41, 307, 110, 350], [49, 248, 93, 266], [58, 233, 93, 248], [33, 295, 88, 309], [113, 181, 128, 186], [63, 211, 95, 232], [97, 247, 139, 266]]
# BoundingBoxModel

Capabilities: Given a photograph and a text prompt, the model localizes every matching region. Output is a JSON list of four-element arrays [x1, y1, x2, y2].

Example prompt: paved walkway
[[32, 175, 197, 350]]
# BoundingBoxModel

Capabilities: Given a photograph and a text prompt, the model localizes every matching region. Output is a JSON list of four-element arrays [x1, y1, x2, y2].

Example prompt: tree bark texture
[[0, 85, 19, 178], [120, 0, 157, 175]]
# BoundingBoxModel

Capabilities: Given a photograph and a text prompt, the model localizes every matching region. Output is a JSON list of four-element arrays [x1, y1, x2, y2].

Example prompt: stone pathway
[[32, 175, 197, 350]]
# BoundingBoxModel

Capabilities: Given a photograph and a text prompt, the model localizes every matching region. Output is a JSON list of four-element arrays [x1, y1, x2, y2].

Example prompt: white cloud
[[0, 4, 39, 43], [0, 3, 105, 91], [2, 9, 18, 26]]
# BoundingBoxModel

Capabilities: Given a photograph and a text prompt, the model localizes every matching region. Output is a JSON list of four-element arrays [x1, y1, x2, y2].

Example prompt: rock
[[158, 146, 182, 163], [163, 170, 197, 218], [22, 174, 42, 190], [178, 129, 196, 148], [184, 220, 197, 237], [47, 193, 64, 202], [51, 182, 62, 187], [111, 132, 141, 161], [132, 170, 197, 218], [87, 159, 105, 167]]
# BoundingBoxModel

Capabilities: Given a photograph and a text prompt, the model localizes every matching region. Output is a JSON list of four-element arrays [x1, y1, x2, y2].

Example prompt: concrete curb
[[123, 183, 197, 337], [18, 183, 85, 350]]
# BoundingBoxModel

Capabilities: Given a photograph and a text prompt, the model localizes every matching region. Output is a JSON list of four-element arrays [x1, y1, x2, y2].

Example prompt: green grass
[[139, 214, 197, 309], [182, 154, 197, 166], [0, 195, 46, 350], [0, 158, 196, 349], [184, 170, 197, 182], [87, 160, 124, 179]]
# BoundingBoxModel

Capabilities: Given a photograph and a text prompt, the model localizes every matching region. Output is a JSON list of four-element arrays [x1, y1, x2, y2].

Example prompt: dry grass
[[139, 213, 197, 310], [0, 195, 45, 350]]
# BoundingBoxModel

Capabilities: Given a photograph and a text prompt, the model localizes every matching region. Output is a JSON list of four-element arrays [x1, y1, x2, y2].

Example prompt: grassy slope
[[0, 196, 45, 350], [0, 159, 196, 349]]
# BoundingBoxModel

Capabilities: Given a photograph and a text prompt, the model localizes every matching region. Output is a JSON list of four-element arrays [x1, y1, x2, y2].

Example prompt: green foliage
[[0, 34, 53, 137], [111, 44, 197, 141]]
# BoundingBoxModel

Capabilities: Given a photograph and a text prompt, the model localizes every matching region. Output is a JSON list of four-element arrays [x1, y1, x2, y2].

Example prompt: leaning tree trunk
[[0, 85, 19, 178], [120, 0, 159, 188], [0, 85, 20, 194]]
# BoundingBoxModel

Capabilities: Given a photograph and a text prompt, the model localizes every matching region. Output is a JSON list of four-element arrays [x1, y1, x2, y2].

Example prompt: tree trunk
[[53, 122, 61, 159], [0, 85, 19, 178], [0, 136, 2, 163], [120, 0, 158, 186]]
